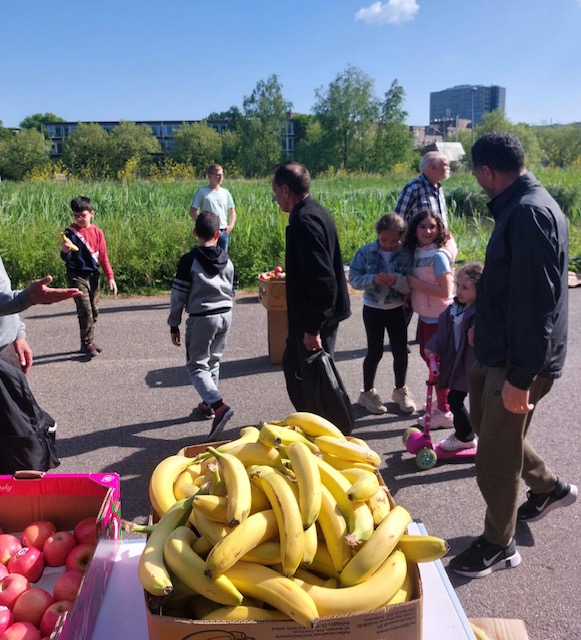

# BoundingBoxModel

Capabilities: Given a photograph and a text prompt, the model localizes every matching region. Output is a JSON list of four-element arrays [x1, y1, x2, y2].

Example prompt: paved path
[[22, 288, 581, 640]]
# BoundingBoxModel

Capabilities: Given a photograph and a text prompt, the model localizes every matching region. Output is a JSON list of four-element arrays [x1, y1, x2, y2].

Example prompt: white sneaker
[[417, 409, 454, 429], [392, 386, 416, 414], [439, 434, 478, 451], [358, 389, 387, 415]]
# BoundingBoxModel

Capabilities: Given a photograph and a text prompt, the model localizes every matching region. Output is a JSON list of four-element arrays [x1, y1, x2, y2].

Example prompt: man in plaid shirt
[[393, 151, 450, 227]]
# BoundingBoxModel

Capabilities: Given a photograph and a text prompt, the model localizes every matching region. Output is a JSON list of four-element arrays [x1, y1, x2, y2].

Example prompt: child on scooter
[[405, 209, 457, 428], [424, 261, 483, 450]]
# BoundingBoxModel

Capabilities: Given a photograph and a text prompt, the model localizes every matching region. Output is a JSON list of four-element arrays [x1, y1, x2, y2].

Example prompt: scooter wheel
[[402, 426, 422, 445], [416, 448, 437, 470]]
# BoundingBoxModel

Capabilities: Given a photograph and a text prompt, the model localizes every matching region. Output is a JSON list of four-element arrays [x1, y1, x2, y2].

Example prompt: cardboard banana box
[[143, 442, 423, 640]]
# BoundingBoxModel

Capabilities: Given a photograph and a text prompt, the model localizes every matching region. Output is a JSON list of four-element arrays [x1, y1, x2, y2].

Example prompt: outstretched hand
[[26, 275, 82, 305]]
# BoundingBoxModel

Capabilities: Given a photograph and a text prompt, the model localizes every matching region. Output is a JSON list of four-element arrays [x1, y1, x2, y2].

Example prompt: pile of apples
[[259, 265, 286, 280], [0, 517, 97, 640]]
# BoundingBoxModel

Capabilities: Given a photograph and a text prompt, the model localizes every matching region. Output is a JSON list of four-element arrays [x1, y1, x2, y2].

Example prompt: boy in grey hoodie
[[168, 211, 235, 441]]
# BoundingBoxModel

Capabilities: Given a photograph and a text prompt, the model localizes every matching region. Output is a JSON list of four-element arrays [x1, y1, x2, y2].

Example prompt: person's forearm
[[0, 290, 32, 316]]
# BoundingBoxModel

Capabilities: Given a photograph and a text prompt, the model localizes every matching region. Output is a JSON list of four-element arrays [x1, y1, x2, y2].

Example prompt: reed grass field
[[1, 169, 581, 294]]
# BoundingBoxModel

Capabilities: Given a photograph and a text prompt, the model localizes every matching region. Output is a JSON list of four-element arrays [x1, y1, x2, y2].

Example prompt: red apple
[[274, 266, 283, 276], [65, 543, 95, 572], [20, 522, 56, 552], [39, 601, 72, 638], [0, 621, 41, 639], [12, 588, 54, 628], [0, 566, 8, 581], [52, 570, 83, 603], [42, 532, 76, 568], [0, 536, 22, 567], [73, 517, 97, 545], [0, 606, 13, 635], [7, 548, 44, 584], [0, 574, 30, 609]]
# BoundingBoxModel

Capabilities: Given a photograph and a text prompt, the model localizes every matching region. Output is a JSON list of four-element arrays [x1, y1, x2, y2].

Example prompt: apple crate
[[0, 471, 121, 640], [257, 276, 287, 310]]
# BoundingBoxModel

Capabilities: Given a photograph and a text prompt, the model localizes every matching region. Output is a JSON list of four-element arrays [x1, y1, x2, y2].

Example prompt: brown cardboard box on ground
[[258, 277, 288, 364], [0, 471, 121, 640], [144, 443, 423, 640], [469, 618, 530, 640]]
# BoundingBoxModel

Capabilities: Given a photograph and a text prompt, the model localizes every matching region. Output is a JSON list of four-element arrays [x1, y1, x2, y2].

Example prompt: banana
[[192, 535, 214, 557], [293, 567, 337, 588], [387, 563, 414, 604], [275, 411, 346, 440], [173, 463, 203, 500], [341, 467, 381, 502], [397, 534, 449, 563], [191, 426, 260, 462], [309, 542, 341, 581], [312, 455, 356, 532], [201, 605, 289, 621], [224, 441, 291, 476], [339, 505, 411, 587], [345, 500, 375, 548], [296, 549, 407, 617], [163, 526, 243, 606], [286, 441, 322, 528], [204, 509, 279, 578], [367, 485, 392, 526], [319, 450, 376, 473], [302, 522, 318, 566], [189, 507, 232, 545], [241, 541, 281, 565], [248, 465, 304, 577], [224, 561, 319, 628], [137, 495, 194, 596], [470, 622, 492, 640], [314, 435, 381, 468], [61, 232, 79, 251], [192, 494, 231, 524], [207, 446, 251, 526], [317, 484, 351, 573], [149, 455, 193, 517], [258, 421, 319, 452]]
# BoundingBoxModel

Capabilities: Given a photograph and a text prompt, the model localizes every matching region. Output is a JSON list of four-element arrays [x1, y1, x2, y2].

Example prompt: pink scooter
[[403, 354, 477, 470]]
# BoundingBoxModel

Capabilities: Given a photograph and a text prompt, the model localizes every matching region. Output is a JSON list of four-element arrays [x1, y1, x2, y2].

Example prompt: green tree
[[62, 123, 111, 179], [171, 122, 221, 174], [108, 121, 161, 176], [0, 128, 50, 180], [373, 80, 414, 173], [19, 113, 64, 138], [238, 75, 292, 177], [536, 124, 581, 168], [313, 65, 380, 171], [293, 115, 331, 174], [207, 106, 244, 132]]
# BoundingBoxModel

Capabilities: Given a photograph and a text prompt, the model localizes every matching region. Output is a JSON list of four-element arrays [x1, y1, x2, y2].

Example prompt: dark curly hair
[[404, 210, 450, 251]]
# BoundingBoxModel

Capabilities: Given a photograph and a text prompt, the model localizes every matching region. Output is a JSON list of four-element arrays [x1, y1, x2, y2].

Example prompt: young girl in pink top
[[405, 210, 457, 428]]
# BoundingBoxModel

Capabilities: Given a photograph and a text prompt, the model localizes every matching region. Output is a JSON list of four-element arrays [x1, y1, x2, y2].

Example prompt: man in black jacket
[[450, 132, 577, 579], [272, 162, 351, 409]]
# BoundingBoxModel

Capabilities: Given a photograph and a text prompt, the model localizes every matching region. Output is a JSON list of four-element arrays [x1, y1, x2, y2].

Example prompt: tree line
[[1, 65, 581, 182]]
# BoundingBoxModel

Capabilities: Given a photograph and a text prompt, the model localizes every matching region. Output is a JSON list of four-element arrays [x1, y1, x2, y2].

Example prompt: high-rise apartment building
[[429, 85, 506, 126]]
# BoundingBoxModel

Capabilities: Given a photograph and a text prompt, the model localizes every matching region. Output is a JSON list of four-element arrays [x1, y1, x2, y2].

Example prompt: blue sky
[[1, 0, 580, 128]]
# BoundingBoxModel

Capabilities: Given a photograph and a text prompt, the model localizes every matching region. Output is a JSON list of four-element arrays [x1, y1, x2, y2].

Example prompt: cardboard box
[[144, 443, 422, 640], [265, 309, 288, 365], [0, 471, 121, 640], [258, 276, 287, 310], [469, 618, 530, 640]]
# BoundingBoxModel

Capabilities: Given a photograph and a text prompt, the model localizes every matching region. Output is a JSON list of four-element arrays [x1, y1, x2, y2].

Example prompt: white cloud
[[355, 0, 420, 25]]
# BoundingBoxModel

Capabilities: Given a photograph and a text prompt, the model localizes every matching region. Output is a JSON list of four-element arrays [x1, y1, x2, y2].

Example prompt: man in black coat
[[272, 162, 351, 410]]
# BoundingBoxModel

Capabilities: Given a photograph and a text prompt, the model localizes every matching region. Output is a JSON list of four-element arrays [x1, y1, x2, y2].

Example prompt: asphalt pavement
[[21, 287, 581, 640]]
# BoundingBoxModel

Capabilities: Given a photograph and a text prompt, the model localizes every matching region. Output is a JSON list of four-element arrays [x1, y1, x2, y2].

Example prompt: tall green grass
[[1, 169, 580, 293]]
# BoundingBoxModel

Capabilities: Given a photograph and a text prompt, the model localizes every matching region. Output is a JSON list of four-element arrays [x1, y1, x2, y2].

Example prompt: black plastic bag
[[300, 349, 354, 435], [0, 359, 60, 475]]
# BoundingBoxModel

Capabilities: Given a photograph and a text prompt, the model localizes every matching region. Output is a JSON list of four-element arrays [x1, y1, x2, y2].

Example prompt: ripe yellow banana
[[137, 495, 194, 596], [258, 421, 319, 452], [275, 411, 346, 440], [204, 509, 279, 578], [249, 464, 304, 577], [312, 455, 356, 532], [339, 504, 411, 587], [223, 441, 291, 476], [149, 455, 193, 517], [173, 463, 203, 501], [189, 507, 231, 545], [317, 484, 351, 572], [397, 534, 449, 563], [286, 440, 322, 529], [319, 450, 376, 473], [387, 562, 414, 604], [206, 447, 252, 527], [341, 467, 381, 502], [163, 526, 243, 606], [302, 522, 318, 566], [192, 535, 214, 557], [309, 542, 341, 581], [345, 500, 375, 548], [191, 426, 260, 462], [314, 435, 381, 468], [61, 232, 79, 251], [296, 549, 407, 617], [241, 540, 281, 565], [367, 485, 392, 526], [293, 567, 337, 588], [224, 561, 319, 628], [202, 605, 289, 621]]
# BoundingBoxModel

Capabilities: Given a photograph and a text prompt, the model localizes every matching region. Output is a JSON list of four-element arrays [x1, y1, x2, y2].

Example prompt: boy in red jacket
[[60, 196, 117, 359]]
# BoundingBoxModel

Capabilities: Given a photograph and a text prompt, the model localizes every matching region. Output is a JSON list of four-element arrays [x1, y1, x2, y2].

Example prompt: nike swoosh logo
[[482, 551, 504, 567], [535, 497, 551, 512]]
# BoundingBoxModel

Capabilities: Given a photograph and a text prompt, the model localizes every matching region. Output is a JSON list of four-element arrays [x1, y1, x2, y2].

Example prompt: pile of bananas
[[135, 411, 448, 629]]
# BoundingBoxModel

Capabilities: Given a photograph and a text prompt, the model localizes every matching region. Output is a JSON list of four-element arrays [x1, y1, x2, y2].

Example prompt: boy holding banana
[[168, 211, 235, 441]]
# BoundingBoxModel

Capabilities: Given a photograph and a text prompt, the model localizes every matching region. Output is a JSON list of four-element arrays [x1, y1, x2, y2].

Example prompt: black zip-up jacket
[[285, 196, 351, 335], [474, 172, 568, 389]]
